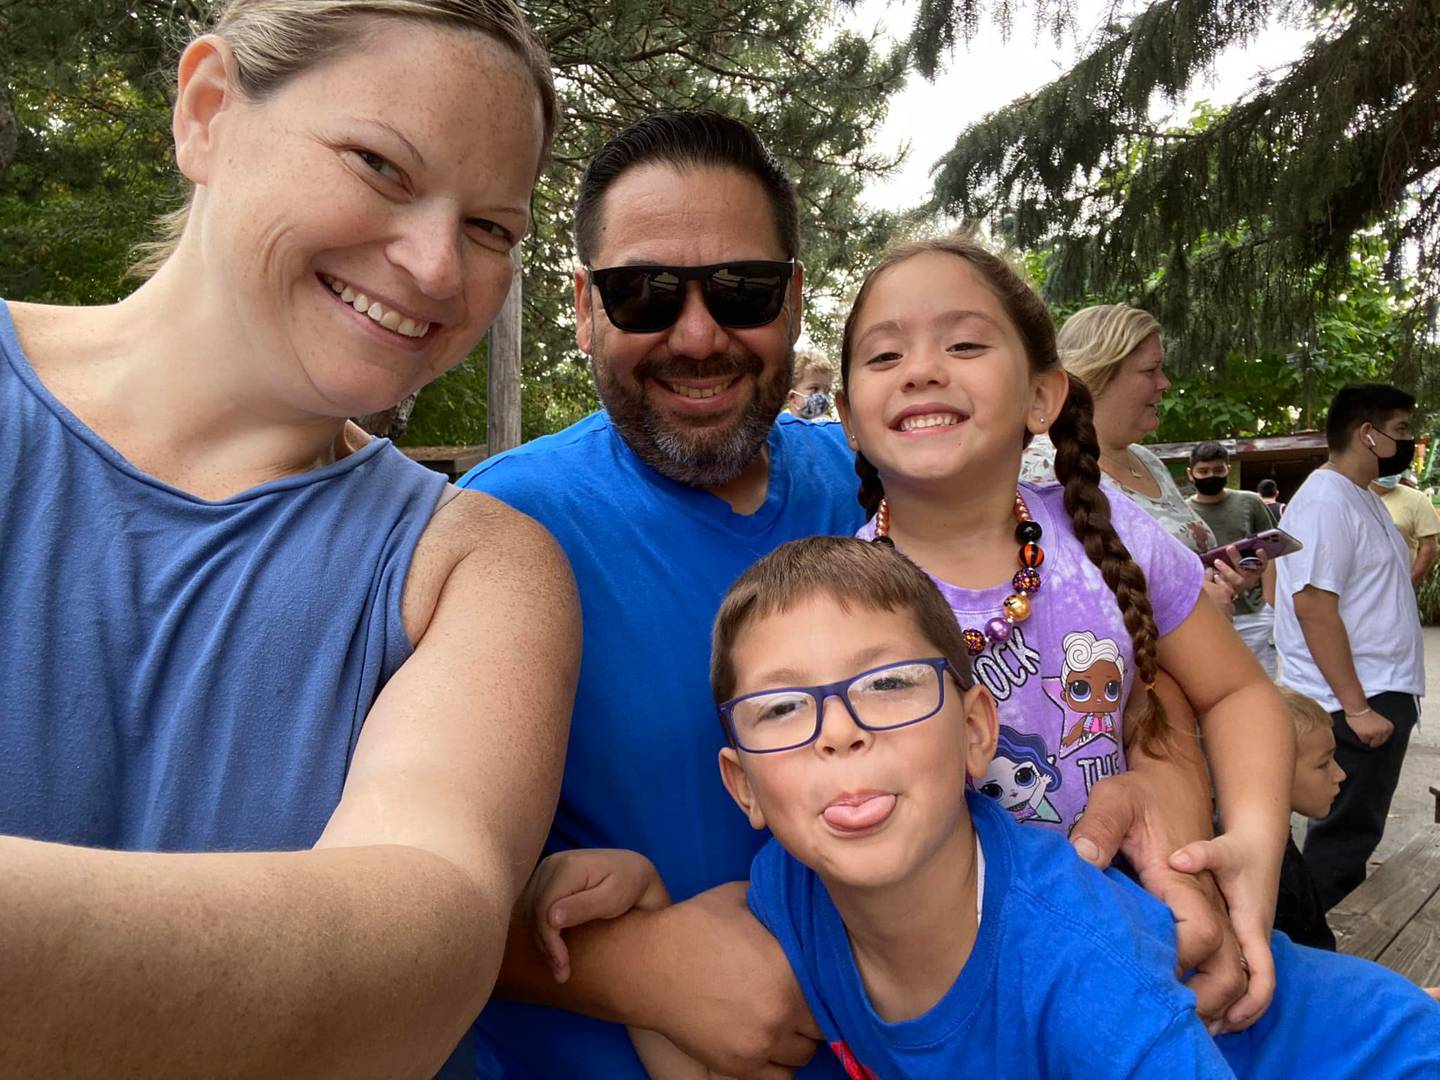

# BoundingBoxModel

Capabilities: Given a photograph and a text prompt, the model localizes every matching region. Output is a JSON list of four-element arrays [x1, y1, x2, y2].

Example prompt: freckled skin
[[196, 24, 545, 419]]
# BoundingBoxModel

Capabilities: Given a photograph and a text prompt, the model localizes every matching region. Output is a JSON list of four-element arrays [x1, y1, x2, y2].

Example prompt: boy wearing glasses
[[531, 537, 1439, 1078]]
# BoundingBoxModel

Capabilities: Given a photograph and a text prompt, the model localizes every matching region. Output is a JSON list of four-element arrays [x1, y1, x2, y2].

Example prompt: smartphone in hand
[[1200, 528, 1304, 571]]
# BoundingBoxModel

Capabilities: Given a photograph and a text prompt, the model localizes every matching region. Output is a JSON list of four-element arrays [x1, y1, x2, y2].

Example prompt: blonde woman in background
[[1022, 303, 1260, 615]]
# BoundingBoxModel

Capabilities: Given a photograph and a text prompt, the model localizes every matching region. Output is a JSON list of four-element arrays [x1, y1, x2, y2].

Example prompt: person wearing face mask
[[787, 349, 836, 419], [1370, 469, 1439, 586], [1275, 383, 1426, 913], [1187, 442, 1281, 676]]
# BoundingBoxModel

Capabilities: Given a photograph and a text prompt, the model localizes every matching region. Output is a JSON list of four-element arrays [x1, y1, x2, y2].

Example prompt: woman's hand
[[1201, 562, 1238, 617], [1202, 546, 1269, 618], [522, 849, 670, 984], [1169, 826, 1283, 1031]]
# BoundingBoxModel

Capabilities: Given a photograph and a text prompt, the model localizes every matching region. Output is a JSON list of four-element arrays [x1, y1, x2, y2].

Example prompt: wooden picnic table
[[1331, 824, 1440, 987]]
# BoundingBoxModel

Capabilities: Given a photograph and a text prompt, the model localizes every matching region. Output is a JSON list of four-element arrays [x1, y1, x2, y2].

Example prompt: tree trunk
[[355, 393, 417, 439], [487, 248, 523, 455]]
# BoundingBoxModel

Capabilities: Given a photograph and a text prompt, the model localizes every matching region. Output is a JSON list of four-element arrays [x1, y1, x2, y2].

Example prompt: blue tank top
[[0, 300, 447, 852]]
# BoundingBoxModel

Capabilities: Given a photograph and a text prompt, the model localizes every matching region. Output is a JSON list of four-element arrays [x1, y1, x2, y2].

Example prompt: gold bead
[[1002, 593, 1031, 623]]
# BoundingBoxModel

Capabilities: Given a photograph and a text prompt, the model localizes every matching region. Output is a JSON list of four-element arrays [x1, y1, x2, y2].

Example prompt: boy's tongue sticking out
[[823, 791, 897, 832]]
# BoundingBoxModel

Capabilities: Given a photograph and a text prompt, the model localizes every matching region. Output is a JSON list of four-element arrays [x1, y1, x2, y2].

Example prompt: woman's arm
[[1156, 597, 1293, 1028], [0, 498, 579, 1079], [1158, 598, 1291, 846]]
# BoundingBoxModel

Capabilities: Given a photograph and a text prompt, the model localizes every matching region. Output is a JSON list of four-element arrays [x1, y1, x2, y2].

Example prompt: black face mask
[[1192, 475, 1228, 497], [1366, 429, 1416, 477]]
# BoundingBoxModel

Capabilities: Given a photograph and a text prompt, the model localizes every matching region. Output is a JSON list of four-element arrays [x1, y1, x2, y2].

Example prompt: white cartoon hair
[[1061, 630, 1125, 683]]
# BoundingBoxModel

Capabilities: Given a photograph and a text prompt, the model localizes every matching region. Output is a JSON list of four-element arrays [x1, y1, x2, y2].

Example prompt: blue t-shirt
[[458, 411, 864, 1078], [749, 792, 1440, 1079]]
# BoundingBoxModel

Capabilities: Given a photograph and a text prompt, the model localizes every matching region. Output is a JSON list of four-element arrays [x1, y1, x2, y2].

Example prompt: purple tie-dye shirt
[[859, 479, 1203, 833]]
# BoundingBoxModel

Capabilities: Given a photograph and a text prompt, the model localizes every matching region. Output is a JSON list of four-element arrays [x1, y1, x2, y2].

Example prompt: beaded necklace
[[874, 491, 1045, 656]]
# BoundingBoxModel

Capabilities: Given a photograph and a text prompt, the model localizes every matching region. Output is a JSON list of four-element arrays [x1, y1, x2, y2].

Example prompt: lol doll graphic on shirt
[[1056, 631, 1124, 753], [976, 725, 1062, 824]]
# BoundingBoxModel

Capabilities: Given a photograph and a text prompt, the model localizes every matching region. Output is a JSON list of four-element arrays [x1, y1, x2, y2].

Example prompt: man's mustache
[[635, 353, 764, 382]]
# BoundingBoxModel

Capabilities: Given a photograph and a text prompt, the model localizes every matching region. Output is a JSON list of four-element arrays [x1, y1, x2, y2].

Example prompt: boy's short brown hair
[[710, 536, 974, 705], [1278, 687, 1332, 739]]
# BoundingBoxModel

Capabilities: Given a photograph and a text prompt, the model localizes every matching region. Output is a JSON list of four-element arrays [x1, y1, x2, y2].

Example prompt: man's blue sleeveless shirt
[[0, 300, 446, 851]]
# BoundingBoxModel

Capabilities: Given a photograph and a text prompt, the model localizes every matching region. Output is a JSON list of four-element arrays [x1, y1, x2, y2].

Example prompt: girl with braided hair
[[834, 233, 1293, 1030]]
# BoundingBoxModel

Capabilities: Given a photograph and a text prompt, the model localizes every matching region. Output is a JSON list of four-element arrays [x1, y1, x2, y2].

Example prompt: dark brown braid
[[1049, 375, 1169, 754], [838, 231, 1171, 755], [855, 451, 885, 519]]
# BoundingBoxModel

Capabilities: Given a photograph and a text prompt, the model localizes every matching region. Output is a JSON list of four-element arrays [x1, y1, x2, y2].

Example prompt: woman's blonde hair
[[132, 0, 559, 277], [1054, 304, 1162, 399]]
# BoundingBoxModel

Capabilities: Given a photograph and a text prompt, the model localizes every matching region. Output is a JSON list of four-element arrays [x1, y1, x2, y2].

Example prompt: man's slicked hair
[[574, 110, 799, 265], [1325, 382, 1415, 453], [710, 536, 974, 707]]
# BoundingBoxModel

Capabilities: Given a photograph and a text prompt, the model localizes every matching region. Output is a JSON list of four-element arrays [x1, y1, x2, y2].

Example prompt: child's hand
[[1169, 828, 1283, 1031], [523, 848, 670, 984]]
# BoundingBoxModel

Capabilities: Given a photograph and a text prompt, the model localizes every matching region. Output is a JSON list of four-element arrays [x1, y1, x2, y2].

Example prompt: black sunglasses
[[586, 260, 796, 333]]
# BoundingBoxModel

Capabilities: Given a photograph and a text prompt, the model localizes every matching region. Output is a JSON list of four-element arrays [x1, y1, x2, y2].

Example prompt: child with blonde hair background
[[1275, 688, 1345, 950]]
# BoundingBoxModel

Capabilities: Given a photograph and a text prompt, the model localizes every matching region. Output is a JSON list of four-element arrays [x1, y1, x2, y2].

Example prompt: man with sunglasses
[[458, 110, 861, 1080]]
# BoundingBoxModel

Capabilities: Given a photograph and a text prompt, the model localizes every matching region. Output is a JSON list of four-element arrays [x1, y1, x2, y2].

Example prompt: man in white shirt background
[[1275, 382, 1425, 912]]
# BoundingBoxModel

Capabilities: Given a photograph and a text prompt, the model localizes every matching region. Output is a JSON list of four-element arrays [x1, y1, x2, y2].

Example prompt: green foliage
[[1025, 225, 1417, 442], [914, 0, 1440, 379], [1153, 239, 1414, 440], [401, 340, 489, 446], [1, 0, 908, 446], [1415, 557, 1440, 626], [0, 1, 195, 303]]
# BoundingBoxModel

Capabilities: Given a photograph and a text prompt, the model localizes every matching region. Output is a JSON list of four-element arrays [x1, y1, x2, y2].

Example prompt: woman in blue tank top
[[0, 2, 578, 1075]]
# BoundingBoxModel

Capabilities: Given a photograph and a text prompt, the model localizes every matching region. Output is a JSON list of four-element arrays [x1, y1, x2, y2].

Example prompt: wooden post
[[487, 247, 523, 455]]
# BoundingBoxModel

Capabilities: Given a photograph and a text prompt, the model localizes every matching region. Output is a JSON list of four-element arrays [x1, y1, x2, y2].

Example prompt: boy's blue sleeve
[[1216, 933, 1440, 1077], [1126, 1010, 1237, 1079]]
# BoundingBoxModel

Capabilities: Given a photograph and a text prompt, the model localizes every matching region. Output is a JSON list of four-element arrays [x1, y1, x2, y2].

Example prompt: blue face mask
[[1375, 474, 1401, 489], [794, 391, 831, 419]]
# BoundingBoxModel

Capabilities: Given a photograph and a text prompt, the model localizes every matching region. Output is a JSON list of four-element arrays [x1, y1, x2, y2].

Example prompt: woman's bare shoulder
[[400, 486, 573, 643]]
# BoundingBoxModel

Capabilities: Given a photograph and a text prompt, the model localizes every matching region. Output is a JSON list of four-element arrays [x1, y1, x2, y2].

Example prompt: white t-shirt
[[1274, 467, 1424, 711]]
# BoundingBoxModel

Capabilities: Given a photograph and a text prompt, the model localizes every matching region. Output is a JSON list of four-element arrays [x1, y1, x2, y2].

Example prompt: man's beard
[[592, 346, 794, 488]]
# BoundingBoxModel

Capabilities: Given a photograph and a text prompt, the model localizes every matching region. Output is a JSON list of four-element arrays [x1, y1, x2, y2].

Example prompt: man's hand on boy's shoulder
[[647, 882, 823, 1079], [1070, 769, 1250, 1033]]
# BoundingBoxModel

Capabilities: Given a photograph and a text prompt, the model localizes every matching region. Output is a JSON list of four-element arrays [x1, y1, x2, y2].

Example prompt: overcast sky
[[844, 0, 1315, 214]]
